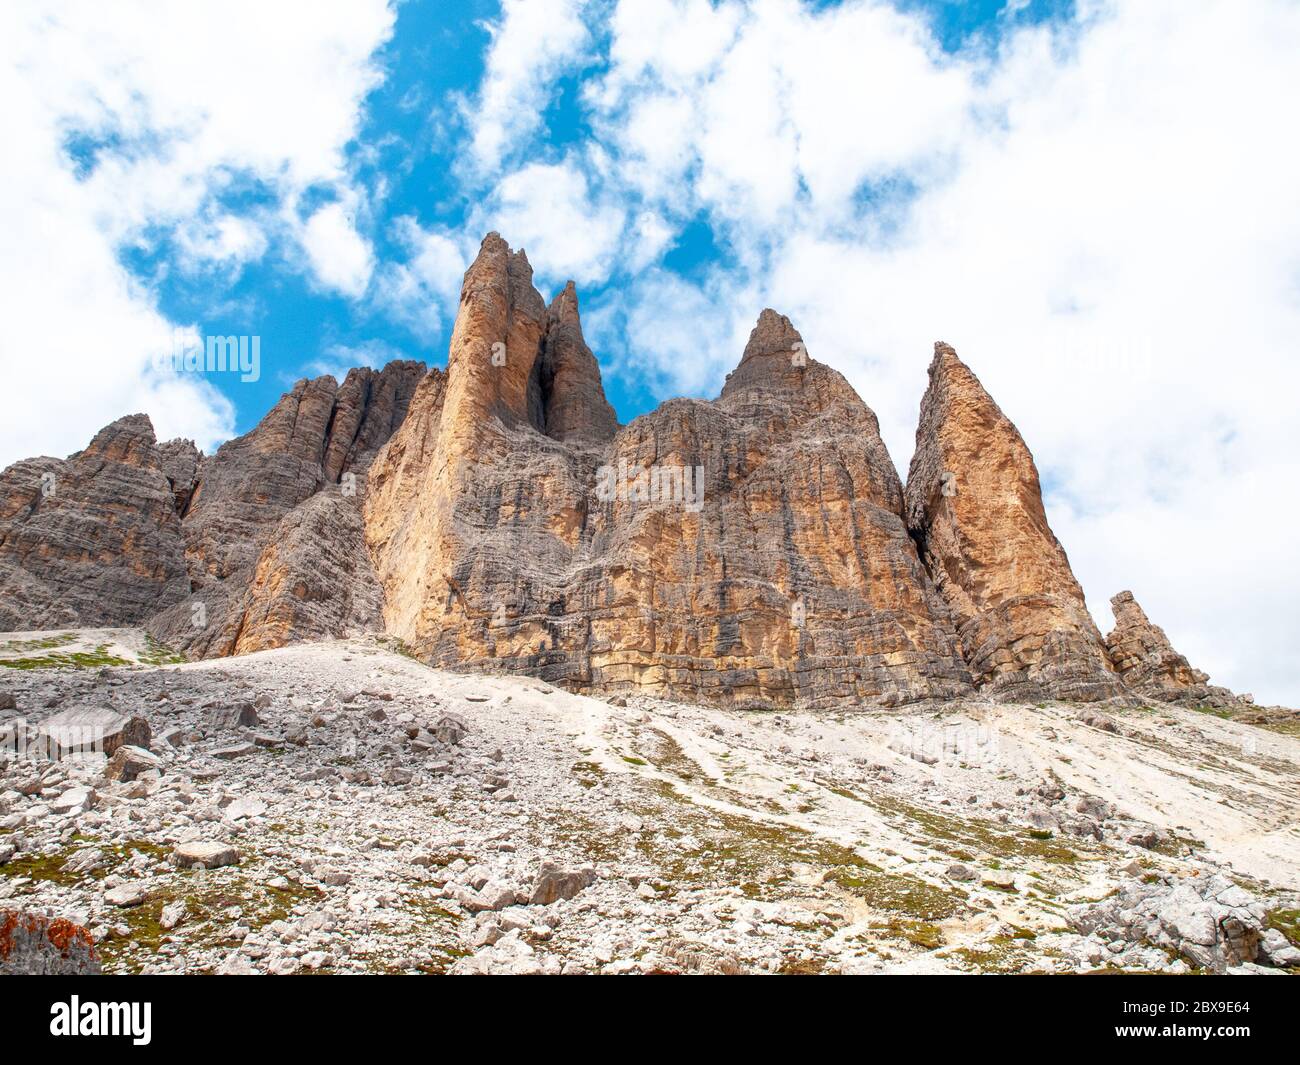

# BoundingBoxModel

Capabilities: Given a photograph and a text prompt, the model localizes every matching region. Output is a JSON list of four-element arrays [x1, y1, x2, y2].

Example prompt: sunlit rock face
[[2, 235, 1230, 710], [366, 237, 973, 708], [904, 342, 1123, 702]]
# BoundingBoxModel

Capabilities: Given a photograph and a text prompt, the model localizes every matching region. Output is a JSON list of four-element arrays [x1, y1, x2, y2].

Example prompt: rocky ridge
[[0, 234, 1265, 712]]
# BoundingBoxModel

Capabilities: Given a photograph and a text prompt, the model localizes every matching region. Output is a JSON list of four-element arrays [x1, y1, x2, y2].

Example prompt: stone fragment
[[64, 848, 107, 875], [208, 701, 260, 729], [210, 742, 256, 760], [529, 861, 595, 906], [431, 713, 469, 745], [51, 785, 95, 815], [172, 841, 240, 869], [160, 900, 188, 930], [105, 882, 150, 907], [39, 708, 150, 758], [104, 744, 163, 782], [225, 796, 267, 820]]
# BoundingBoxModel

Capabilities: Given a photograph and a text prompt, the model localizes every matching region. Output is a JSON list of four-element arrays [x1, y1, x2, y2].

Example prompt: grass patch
[[138, 634, 186, 666], [0, 643, 131, 670], [1266, 909, 1300, 949]]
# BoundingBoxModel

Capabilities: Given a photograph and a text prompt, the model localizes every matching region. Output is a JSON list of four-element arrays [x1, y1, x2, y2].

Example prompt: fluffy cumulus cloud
[[462, 0, 593, 174], [477, 160, 628, 288], [451, 0, 1300, 704], [0, 0, 395, 465], [375, 218, 473, 341], [301, 202, 376, 299]]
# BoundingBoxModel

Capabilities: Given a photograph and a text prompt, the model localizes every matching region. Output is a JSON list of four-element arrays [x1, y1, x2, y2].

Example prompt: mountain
[[0, 233, 1256, 710]]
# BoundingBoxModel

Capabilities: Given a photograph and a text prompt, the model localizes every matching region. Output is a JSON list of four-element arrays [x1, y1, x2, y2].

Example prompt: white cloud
[[301, 203, 375, 298], [0, 0, 395, 466], [476, 160, 627, 287], [375, 218, 472, 344], [177, 214, 269, 272], [463, 0, 593, 173], [299, 339, 412, 383], [586, 267, 758, 399]]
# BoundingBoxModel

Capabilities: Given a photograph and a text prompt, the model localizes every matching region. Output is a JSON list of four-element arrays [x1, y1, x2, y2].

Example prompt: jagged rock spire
[[905, 341, 1122, 701], [536, 280, 619, 445], [721, 309, 811, 399], [1105, 590, 1212, 701]]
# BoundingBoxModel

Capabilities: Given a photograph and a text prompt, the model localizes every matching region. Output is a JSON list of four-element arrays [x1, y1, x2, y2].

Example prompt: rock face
[[1104, 590, 1218, 703], [0, 235, 1255, 710], [366, 235, 972, 708], [146, 360, 425, 656], [0, 910, 100, 974], [0, 362, 423, 659], [0, 415, 190, 629], [905, 343, 1122, 701], [157, 438, 201, 516]]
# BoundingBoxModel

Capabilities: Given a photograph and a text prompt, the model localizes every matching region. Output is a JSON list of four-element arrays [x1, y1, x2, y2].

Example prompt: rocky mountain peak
[[78, 413, 159, 466], [721, 309, 812, 400], [0, 235, 1267, 714], [537, 280, 619, 445], [905, 342, 1121, 701]]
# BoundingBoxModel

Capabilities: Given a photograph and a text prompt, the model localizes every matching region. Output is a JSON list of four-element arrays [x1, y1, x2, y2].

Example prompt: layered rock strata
[[0, 234, 1251, 711], [1103, 590, 1225, 705], [366, 235, 972, 707], [0, 415, 189, 629], [904, 343, 1123, 701], [148, 360, 424, 656]]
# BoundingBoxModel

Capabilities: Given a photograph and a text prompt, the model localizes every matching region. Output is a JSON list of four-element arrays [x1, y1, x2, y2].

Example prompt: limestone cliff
[[145, 359, 424, 657], [0, 236, 1254, 711], [366, 238, 971, 708], [0, 415, 189, 629], [904, 343, 1122, 701]]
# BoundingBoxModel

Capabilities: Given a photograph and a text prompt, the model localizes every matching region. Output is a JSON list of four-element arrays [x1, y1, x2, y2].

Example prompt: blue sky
[[5, 0, 1300, 705], [123, 0, 1076, 434]]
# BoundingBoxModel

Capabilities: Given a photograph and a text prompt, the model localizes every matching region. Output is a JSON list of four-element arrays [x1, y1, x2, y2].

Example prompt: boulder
[[50, 785, 95, 815], [104, 744, 163, 782], [105, 882, 150, 907], [431, 713, 469, 746], [529, 861, 596, 906], [171, 841, 240, 869], [207, 702, 260, 730], [39, 708, 150, 758], [210, 742, 256, 760], [1070, 873, 1270, 973]]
